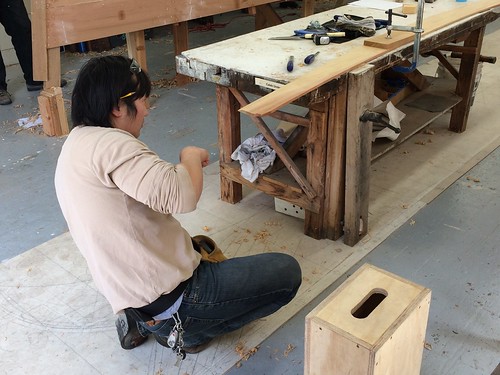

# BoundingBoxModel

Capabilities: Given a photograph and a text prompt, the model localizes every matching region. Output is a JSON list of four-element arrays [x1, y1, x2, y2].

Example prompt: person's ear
[[111, 103, 125, 119]]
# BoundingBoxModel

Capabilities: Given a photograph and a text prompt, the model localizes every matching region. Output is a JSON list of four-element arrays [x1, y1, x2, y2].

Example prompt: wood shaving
[[424, 342, 432, 350], [466, 176, 480, 183], [284, 343, 295, 357], [410, 219, 416, 225], [235, 342, 259, 361], [254, 229, 271, 241], [202, 226, 210, 232]]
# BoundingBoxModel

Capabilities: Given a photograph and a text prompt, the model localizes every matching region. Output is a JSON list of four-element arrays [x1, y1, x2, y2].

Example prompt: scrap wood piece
[[239, 0, 500, 118], [38, 87, 69, 136]]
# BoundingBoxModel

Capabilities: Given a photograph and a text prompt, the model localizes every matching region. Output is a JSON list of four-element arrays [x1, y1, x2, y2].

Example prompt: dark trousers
[[0, 0, 36, 90]]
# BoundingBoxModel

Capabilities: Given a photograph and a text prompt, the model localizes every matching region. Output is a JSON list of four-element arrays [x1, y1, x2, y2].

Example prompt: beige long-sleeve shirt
[[55, 126, 201, 313]]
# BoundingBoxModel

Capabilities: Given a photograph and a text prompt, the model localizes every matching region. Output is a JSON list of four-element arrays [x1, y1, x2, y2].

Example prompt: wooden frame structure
[[31, 0, 316, 136], [177, 1, 499, 246]]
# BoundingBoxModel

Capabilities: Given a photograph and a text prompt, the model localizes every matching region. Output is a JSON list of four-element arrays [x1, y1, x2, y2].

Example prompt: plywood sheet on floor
[[1, 50, 499, 375]]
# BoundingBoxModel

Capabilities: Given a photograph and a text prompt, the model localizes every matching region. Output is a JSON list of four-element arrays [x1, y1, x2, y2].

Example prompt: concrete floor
[[0, 3, 499, 374]]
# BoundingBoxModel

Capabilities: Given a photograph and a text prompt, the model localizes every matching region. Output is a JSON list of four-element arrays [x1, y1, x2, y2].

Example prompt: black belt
[[133, 278, 191, 320]]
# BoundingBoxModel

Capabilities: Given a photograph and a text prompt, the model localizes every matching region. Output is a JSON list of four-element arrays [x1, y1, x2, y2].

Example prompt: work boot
[[0, 89, 12, 105], [26, 78, 67, 92], [154, 333, 212, 354], [115, 310, 149, 350]]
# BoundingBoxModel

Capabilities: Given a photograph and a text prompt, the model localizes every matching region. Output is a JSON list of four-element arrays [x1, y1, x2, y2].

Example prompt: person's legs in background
[[0, 0, 43, 90], [0, 0, 48, 104], [0, 50, 12, 104]]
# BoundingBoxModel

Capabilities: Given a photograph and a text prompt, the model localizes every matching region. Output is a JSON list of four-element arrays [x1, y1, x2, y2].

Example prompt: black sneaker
[[26, 78, 67, 92], [153, 334, 212, 354], [0, 89, 12, 105], [115, 311, 149, 350]]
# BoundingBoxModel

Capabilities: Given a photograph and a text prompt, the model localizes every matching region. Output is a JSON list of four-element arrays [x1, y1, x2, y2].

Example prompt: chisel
[[304, 51, 320, 65], [287, 56, 294, 72]]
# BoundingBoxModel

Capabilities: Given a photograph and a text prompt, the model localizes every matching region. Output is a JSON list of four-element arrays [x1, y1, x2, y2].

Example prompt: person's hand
[[180, 146, 209, 167], [179, 146, 209, 202]]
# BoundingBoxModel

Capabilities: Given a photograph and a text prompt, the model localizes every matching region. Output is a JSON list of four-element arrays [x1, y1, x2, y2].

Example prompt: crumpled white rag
[[231, 133, 276, 183]]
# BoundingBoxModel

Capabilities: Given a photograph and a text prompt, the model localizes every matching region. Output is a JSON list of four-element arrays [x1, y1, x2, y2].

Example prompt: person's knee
[[270, 253, 302, 291]]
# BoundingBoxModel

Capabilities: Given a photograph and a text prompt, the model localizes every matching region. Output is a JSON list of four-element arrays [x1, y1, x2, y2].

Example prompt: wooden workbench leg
[[173, 22, 191, 86], [304, 101, 329, 239], [255, 4, 283, 30], [126, 30, 148, 72], [38, 47, 69, 136], [216, 85, 243, 204], [302, 0, 316, 17], [323, 79, 348, 240], [449, 27, 485, 133], [344, 65, 374, 247]]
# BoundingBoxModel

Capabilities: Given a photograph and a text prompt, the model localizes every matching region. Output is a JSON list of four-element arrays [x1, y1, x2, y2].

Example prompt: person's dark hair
[[71, 56, 151, 128]]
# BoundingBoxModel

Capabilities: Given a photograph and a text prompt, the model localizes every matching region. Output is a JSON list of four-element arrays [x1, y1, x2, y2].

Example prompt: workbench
[[176, 0, 499, 246], [30, 0, 316, 136]]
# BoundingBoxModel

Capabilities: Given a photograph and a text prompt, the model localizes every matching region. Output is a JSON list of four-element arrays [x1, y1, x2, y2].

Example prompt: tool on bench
[[312, 33, 347, 45], [269, 31, 345, 41], [304, 52, 320, 64], [287, 55, 294, 72], [360, 110, 401, 134]]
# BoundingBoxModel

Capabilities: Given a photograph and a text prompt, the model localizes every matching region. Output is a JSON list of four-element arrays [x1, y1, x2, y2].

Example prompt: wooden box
[[305, 264, 431, 375]]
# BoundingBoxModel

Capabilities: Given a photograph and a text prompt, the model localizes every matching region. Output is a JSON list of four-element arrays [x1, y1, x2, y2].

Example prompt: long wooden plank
[[239, 0, 500, 117], [43, 0, 314, 48]]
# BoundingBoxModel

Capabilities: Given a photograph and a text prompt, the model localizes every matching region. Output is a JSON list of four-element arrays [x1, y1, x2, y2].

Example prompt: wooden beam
[[126, 30, 148, 72], [304, 102, 328, 238], [255, 4, 283, 30], [302, 0, 315, 17], [46, 47, 61, 88], [323, 80, 347, 240], [344, 65, 374, 246], [31, 0, 48, 81], [173, 22, 191, 86], [449, 27, 485, 133], [43, 0, 287, 48], [216, 85, 243, 204], [239, 0, 500, 117]]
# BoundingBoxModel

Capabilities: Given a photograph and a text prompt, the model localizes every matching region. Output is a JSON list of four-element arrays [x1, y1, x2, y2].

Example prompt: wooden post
[[302, 0, 316, 17], [38, 87, 69, 136], [449, 27, 485, 133], [173, 22, 191, 86], [344, 65, 374, 246], [304, 101, 328, 239], [255, 4, 283, 30], [31, 0, 48, 82], [216, 85, 243, 204], [126, 30, 148, 72], [323, 79, 348, 240]]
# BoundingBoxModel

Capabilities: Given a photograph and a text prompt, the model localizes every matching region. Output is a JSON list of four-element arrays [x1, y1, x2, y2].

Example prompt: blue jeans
[[139, 252, 301, 347]]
